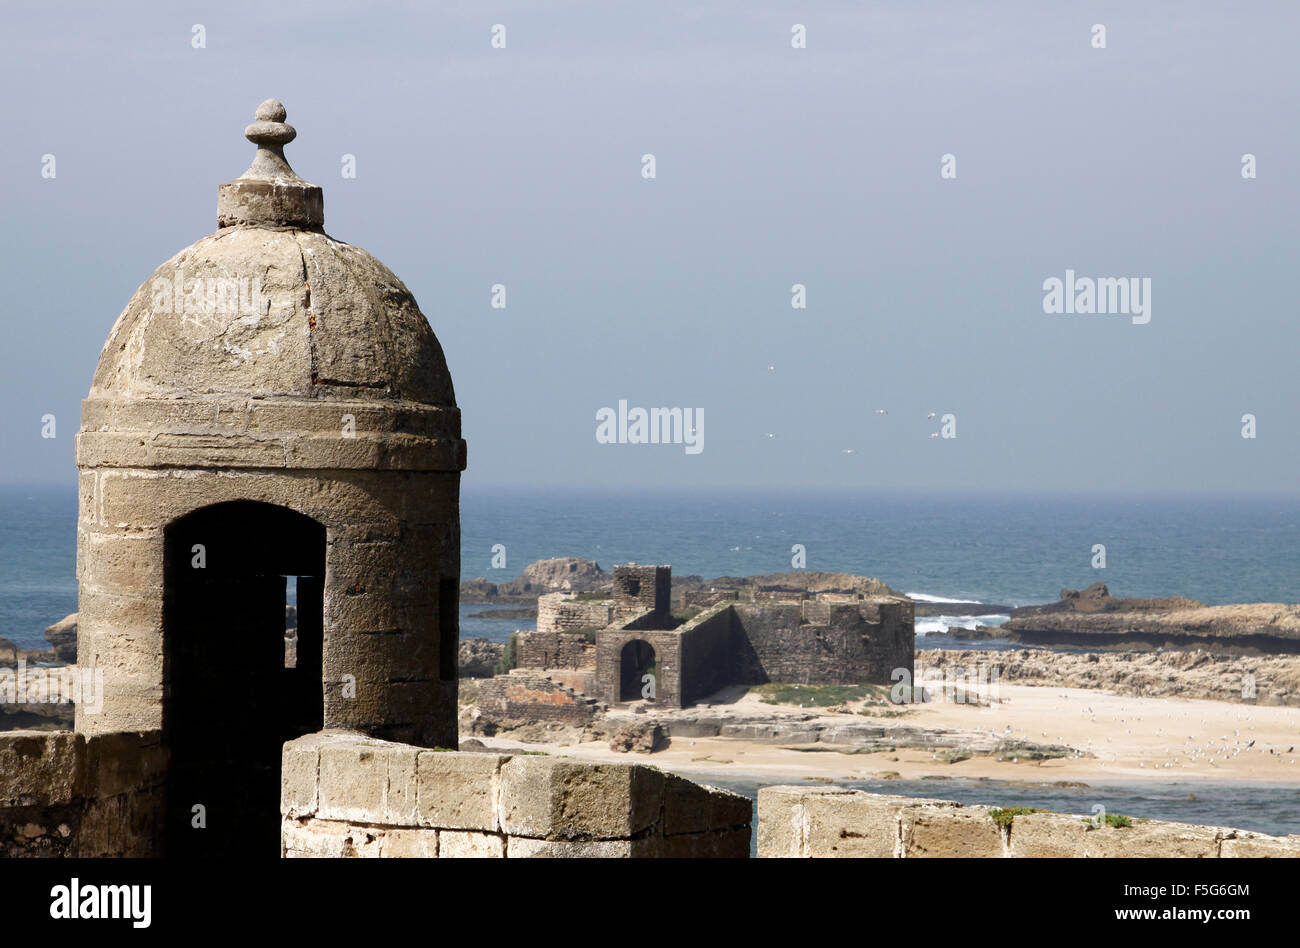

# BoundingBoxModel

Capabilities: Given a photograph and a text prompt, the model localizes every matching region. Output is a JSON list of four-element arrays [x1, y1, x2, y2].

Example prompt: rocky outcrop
[[927, 647, 1300, 706], [681, 571, 900, 599], [461, 558, 611, 603], [1003, 585, 1300, 653], [911, 602, 1013, 618], [607, 720, 668, 754], [44, 615, 78, 664], [1011, 583, 1199, 618], [458, 638, 505, 678]]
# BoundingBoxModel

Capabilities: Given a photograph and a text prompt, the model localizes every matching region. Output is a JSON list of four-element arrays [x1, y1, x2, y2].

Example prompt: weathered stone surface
[[317, 736, 421, 825], [82, 731, 165, 799], [458, 638, 505, 678], [1006, 811, 1094, 858], [282, 819, 383, 858], [281, 734, 323, 819], [439, 830, 505, 858], [507, 837, 641, 858], [1220, 834, 1300, 857], [662, 773, 750, 836], [608, 720, 668, 754], [660, 828, 750, 858], [416, 750, 506, 832], [498, 756, 664, 840], [757, 787, 922, 858], [379, 828, 439, 858], [0, 731, 84, 807], [754, 790, 1292, 859], [901, 805, 1004, 858], [1078, 820, 1221, 858]]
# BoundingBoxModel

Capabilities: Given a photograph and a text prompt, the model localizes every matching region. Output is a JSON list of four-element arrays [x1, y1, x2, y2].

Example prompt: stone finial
[[217, 98, 323, 230]]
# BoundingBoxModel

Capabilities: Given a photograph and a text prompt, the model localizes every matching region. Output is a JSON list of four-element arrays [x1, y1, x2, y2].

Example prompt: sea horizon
[[3, 482, 1299, 650]]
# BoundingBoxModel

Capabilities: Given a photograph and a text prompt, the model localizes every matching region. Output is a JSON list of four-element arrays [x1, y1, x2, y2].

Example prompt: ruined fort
[[490, 563, 914, 719]]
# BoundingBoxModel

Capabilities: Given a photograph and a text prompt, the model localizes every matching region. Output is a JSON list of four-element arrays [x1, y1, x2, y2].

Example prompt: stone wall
[[678, 603, 741, 705], [757, 787, 1300, 858], [612, 565, 670, 622], [595, 629, 684, 707], [536, 594, 614, 637], [472, 672, 599, 728], [681, 589, 739, 610], [0, 729, 165, 857], [516, 630, 596, 671], [281, 731, 750, 857], [731, 600, 912, 686]]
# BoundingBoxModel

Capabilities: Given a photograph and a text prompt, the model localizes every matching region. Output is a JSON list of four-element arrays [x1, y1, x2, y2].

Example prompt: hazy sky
[[1, 1, 1296, 492]]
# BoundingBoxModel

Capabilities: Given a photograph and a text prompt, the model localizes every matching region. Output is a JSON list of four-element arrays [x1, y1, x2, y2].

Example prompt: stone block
[[1007, 811, 1092, 858], [316, 735, 420, 824], [498, 756, 664, 841], [416, 751, 506, 832], [506, 837, 643, 858], [758, 787, 943, 858], [282, 819, 383, 858], [83, 731, 165, 799], [379, 828, 439, 858], [439, 830, 505, 858], [663, 773, 751, 836], [901, 804, 1004, 858], [281, 734, 324, 818], [1080, 819, 1220, 858], [0, 731, 85, 807], [660, 828, 751, 858]]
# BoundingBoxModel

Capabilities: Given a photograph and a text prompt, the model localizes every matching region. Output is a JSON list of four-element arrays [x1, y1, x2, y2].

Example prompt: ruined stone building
[[0, 100, 750, 858], [510, 565, 915, 711]]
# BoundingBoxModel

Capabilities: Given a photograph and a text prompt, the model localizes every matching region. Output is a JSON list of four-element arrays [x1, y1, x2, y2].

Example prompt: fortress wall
[[757, 786, 1300, 858], [595, 628, 683, 706], [0, 730, 165, 857], [536, 595, 613, 636], [515, 631, 596, 671], [678, 604, 740, 704], [281, 731, 750, 857], [612, 565, 670, 622], [473, 673, 598, 727], [731, 602, 908, 686]]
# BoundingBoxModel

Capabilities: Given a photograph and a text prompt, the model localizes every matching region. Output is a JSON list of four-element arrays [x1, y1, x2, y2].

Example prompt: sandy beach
[[477, 683, 1300, 786]]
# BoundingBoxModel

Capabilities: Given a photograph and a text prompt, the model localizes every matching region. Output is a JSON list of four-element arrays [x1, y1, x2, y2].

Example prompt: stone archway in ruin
[[162, 501, 325, 858], [619, 639, 657, 702]]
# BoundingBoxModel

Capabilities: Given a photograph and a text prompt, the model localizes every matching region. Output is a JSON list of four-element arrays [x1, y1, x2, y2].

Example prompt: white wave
[[906, 592, 982, 604], [915, 614, 1010, 637]]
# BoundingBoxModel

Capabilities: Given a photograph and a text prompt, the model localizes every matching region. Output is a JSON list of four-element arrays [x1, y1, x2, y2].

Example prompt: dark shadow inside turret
[[162, 501, 325, 858]]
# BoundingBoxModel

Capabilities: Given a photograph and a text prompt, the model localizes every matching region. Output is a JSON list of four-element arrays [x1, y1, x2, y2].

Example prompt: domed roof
[[89, 100, 454, 407]]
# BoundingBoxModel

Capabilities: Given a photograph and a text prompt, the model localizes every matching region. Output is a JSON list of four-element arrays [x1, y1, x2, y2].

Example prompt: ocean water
[[5, 484, 1300, 649]]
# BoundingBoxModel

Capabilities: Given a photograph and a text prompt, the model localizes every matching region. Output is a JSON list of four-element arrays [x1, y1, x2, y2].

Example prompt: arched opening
[[619, 639, 657, 702], [162, 501, 325, 858]]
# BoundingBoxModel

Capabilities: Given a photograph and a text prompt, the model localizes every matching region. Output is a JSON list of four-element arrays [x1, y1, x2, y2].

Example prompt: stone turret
[[75, 99, 465, 855]]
